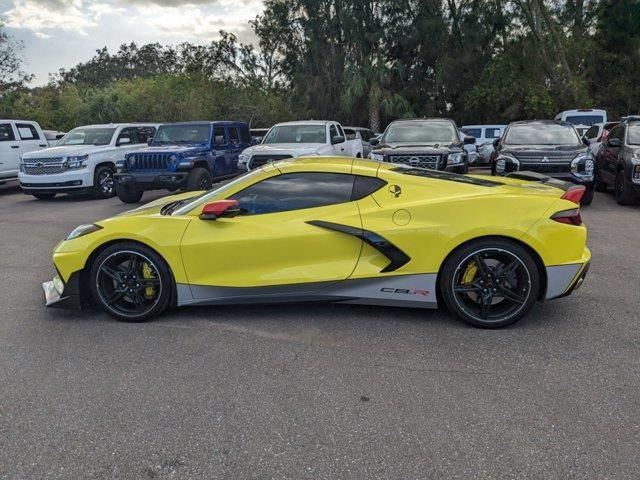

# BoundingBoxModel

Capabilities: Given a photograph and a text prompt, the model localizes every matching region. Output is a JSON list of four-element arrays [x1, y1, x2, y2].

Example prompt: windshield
[[154, 124, 211, 144], [505, 124, 581, 146], [383, 121, 458, 144], [263, 125, 326, 144], [565, 115, 604, 126], [58, 127, 116, 146], [172, 168, 265, 215], [628, 124, 640, 145]]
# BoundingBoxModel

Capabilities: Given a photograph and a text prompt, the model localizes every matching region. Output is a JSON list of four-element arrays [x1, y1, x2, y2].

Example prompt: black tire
[[32, 193, 56, 200], [89, 242, 172, 322], [116, 184, 143, 204], [615, 169, 637, 206], [93, 165, 116, 199], [580, 186, 594, 206], [186, 167, 212, 191], [440, 238, 540, 328]]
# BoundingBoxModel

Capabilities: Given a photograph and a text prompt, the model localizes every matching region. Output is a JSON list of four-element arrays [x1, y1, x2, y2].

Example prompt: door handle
[[39, 144, 47, 147], [11, 145, 19, 149]]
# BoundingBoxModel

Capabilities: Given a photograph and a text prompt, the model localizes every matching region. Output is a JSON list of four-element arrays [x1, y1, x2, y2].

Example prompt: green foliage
[[1, 1, 640, 131]]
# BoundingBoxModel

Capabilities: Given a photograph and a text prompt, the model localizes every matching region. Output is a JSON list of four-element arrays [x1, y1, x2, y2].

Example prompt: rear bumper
[[545, 249, 591, 300], [115, 172, 188, 191], [43, 271, 85, 309]]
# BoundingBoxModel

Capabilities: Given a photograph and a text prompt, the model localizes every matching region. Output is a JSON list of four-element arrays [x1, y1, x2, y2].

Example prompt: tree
[[0, 22, 33, 92]]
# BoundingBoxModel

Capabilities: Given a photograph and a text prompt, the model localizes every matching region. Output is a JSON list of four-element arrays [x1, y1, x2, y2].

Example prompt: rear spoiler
[[506, 171, 585, 203], [506, 171, 577, 192]]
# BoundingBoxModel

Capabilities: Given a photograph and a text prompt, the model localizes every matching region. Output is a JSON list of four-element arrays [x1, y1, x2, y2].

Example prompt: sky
[[0, 0, 264, 85]]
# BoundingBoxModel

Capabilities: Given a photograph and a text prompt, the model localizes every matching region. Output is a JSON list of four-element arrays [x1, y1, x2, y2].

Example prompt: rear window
[[565, 115, 604, 126], [391, 167, 502, 187], [628, 124, 640, 145]]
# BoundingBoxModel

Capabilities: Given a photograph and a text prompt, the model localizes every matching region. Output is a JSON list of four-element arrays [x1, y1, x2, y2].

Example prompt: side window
[[584, 125, 598, 139], [329, 125, 338, 141], [229, 127, 240, 145], [229, 172, 355, 216], [609, 125, 624, 141], [336, 125, 345, 138], [213, 127, 226, 146], [462, 128, 482, 138], [239, 126, 250, 144], [16, 123, 40, 140], [485, 128, 501, 139], [352, 176, 387, 200], [136, 127, 156, 144], [0, 123, 15, 142], [117, 127, 136, 145]]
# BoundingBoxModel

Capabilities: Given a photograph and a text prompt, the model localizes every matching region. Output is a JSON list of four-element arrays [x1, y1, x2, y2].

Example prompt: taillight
[[561, 185, 586, 204], [551, 209, 583, 226]]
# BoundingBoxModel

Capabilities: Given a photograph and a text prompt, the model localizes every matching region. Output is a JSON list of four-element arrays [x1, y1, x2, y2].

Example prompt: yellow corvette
[[44, 157, 590, 328]]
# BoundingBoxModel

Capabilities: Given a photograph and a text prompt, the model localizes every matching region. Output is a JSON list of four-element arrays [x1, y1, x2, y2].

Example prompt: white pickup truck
[[19, 123, 158, 200], [238, 120, 364, 170], [0, 120, 51, 185]]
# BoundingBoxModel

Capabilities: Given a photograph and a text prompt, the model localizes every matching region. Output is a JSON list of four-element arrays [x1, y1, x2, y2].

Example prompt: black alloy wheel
[[615, 170, 637, 205], [90, 243, 172, 321], [186, 167, 212, 192], [441, 239, 539, 328]]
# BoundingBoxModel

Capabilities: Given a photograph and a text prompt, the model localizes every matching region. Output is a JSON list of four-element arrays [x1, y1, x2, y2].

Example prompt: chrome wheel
[[451, 248, 532, 323], [98, 169, 115, 195], [95, 250, 162, 319]]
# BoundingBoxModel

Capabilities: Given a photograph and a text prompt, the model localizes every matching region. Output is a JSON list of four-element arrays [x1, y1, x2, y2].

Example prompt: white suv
[[0, 120, 50, 185], [461, 125, 507, 165], [19, 123, 158, 200]]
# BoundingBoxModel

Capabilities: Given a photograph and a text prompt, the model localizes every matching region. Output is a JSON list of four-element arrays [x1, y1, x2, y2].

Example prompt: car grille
[[248, 154, 292, 169], [512, 151, 577, 162], [520, 163, 570, 174], [21, 157, 66, 175], [386, 154, 442, 170], [131, 153, 170, 171]]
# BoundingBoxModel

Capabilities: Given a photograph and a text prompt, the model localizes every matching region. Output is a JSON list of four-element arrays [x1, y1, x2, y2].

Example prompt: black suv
[[491, 120, 595, 205], [594, 119, 640, 205], [369, 118, 474, 173]]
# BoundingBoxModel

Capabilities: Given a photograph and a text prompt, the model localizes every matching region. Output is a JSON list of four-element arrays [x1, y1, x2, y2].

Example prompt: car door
[[601, 125, 624, 183], [212, 126, 230, 175], [330, 124, 347, 156], [180, 172, 363, 294], [0, 122, 21, 178], [15, 123, 47, 167]]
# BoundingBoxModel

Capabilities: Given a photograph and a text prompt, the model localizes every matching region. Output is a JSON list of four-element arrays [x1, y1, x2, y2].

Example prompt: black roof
[[160, 120, 247, 126]]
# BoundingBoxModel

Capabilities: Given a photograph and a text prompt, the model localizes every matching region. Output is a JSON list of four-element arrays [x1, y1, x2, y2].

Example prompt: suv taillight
[[551, 209, 583, 226]]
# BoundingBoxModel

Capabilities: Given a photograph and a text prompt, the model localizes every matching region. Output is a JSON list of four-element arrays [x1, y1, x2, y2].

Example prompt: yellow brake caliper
[[462, 262, 478, 285], [142, 262, 156, 299]]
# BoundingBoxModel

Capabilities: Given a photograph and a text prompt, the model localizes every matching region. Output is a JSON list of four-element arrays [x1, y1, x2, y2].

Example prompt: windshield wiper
[[160, 200, 186, 216]]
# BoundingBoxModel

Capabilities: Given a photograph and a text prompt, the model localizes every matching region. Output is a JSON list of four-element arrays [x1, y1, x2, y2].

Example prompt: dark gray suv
[[594, 120, 640, 205]]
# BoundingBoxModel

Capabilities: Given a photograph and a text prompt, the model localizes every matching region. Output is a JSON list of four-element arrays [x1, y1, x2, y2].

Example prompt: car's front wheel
[[615, 169, 637, 206], [186, 167, 212, 191], [440, 238, 540, 328], [90, 242, 172, 322], [93, 165, 116, 199], [116, 184, 143, 203]]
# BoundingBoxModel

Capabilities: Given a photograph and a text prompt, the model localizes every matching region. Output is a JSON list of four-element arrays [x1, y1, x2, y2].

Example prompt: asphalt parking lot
[[1, 176, 639, 480]]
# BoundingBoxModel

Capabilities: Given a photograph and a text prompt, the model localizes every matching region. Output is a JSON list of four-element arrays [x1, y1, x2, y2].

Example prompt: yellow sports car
[[44, 157, 590, 328]]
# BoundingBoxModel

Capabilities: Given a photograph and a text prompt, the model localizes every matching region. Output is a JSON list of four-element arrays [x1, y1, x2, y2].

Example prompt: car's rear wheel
[[90, 242, 172, 322], [186, 167, 212, 191], [32, 193, 56, 200], [440, 239, 540, 328], [93, 165, 116, 199], [116, 184, 143, 203], [615, 170, 637, 205]]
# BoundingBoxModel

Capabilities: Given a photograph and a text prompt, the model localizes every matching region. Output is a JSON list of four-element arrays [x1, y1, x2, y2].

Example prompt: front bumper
[[19, 169, 93, 193], [115, 172, 188, 191], [42, 271, 85, 309]]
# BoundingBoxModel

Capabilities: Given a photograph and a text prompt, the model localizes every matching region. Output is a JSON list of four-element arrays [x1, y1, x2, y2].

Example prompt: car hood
[[133, 145, 208, 155], [374, 142, 462, 154], [115, 191, 203, 217], [244, 144, 323, 156], [502, 144, 588, 155], [21, 144, 115, 158]]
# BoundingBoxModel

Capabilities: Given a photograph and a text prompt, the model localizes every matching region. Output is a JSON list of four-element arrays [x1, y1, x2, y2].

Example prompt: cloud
[[3, 0, 99, 35]]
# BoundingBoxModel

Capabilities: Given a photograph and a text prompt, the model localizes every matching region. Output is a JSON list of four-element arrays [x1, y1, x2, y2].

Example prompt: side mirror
[[464, 136, 476, 145], [118, 137, 131, 146], [147, 138, 153, 146], [607, 138, 621, 148], [370, 137, 380, 146], [331, 135, 345, 145], [493, 138, 501, 148], [199, 200, 241, 220]]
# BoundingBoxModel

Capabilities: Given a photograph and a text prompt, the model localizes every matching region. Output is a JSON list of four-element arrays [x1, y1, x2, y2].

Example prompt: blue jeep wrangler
[[115, 121, 251, 203]]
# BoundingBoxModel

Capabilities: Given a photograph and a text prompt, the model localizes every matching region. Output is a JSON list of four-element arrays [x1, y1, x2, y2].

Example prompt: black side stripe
[[306, 220, 411, 273]]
